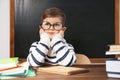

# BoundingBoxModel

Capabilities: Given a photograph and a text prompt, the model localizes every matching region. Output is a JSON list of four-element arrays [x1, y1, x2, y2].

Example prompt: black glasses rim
[[41, 21, 64, 26], [40, 25, 63, 31]]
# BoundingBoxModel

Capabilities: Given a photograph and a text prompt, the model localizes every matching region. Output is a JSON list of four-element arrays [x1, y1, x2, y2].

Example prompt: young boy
[[27, 7, 76, 67]]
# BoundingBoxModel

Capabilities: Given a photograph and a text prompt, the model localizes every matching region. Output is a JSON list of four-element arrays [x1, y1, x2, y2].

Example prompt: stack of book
[[0, 57, 19, 71], [105, 45, 120, 78], [0, 57, 36, 79]]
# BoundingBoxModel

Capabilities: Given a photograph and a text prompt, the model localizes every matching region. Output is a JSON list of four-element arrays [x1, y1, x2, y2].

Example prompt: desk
[[11, 64, 120, 80]]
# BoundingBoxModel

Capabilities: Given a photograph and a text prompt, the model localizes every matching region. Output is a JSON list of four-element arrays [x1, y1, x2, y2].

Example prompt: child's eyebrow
[[43, 21, 62, 24]]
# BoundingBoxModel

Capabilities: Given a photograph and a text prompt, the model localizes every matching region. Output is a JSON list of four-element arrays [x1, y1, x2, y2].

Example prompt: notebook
[[38, 65, 89, 75]]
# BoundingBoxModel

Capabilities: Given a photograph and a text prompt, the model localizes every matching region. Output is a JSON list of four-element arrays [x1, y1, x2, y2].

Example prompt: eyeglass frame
[[40, 21, 64, 31]]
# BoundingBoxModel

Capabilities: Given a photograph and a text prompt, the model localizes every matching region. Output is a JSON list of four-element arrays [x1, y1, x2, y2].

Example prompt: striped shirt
[[27, 33, 76, 67]]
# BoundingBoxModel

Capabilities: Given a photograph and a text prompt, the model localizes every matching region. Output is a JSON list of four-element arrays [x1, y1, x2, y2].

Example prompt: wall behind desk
[[0, 0, 10, 59], [15, 0, 114, 58]]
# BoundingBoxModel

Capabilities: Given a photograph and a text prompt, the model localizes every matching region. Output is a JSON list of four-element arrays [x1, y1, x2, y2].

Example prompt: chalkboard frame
[[10, 0, 119, 58]]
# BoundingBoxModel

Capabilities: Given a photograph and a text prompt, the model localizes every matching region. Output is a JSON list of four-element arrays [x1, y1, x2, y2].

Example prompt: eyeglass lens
[[41, 22, 63, 30]]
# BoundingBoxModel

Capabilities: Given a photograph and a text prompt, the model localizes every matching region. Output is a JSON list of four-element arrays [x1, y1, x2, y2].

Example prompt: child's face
[[42, 17, 66, 39]]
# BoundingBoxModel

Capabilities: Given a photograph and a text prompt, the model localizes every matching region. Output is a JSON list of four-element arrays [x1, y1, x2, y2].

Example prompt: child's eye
[[43, 22, 50, 26], [54, 24, 60, 27]]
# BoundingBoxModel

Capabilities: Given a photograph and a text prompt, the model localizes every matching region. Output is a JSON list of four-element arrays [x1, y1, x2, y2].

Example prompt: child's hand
[[39, 28, 50, 42], [58, 30, 64, 38], [39, 28, 45, 36], [58, 27, 67, 38]]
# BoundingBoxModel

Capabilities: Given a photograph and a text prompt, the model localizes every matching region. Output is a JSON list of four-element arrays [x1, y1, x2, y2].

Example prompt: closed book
[[0, 57, 18, 70], [0, 62, 35, 79], [0, 66, 25, 76], [0, 69, 36, 79], [107, 72, 120, 78], [38, 65, 89, 75], [105, 51, 120, 55], [106, 58, 120, 78], [0, 62, 29, 76], [105, 51, 120, 60], [108, 45, 120, 51]]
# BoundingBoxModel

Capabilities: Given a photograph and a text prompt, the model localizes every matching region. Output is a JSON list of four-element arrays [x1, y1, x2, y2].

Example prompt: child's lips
[[48, 32, 55, 34]]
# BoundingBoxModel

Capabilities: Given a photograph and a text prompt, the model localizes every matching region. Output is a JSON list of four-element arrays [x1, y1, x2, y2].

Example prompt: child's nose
[[49, 25, 54, 30]]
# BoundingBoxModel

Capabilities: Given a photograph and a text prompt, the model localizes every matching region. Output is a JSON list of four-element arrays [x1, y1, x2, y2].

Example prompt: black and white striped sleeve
[[27, 33, 50, 67], [51, 34, 76, 67]]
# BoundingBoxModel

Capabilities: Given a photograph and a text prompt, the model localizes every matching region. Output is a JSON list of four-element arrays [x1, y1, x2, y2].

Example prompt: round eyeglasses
[[41, 22, 63, 31]]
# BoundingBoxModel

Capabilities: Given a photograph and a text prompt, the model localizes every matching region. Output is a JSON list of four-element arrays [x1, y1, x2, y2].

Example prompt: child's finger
[[59, 30, 64, 38]]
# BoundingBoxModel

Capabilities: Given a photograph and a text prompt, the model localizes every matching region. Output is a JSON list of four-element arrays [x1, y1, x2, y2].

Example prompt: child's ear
[[62, 27, 67, 31]]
